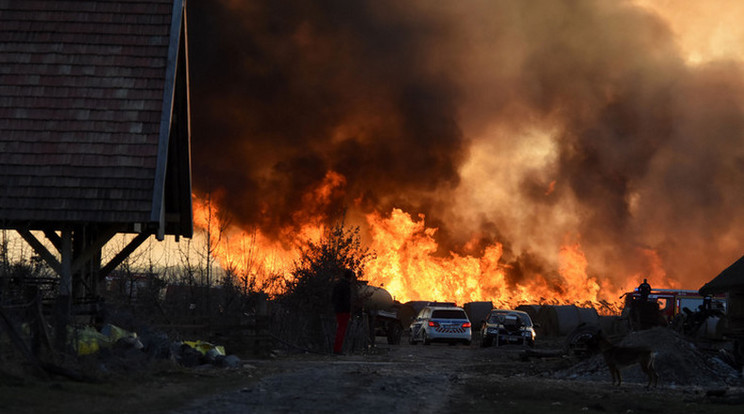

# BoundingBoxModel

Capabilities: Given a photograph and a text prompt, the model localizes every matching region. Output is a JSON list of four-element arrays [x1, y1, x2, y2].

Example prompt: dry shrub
[[272, 223, 373, 353]]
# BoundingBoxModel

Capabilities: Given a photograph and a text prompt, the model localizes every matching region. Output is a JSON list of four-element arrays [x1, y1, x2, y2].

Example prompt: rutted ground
[[166, 346, 462, 414], [164, 331, 743, 414], [2, 332, 742, 414]]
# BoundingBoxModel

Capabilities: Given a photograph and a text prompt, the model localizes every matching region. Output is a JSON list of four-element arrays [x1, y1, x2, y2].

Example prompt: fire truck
[[621, 288, 727, 331]]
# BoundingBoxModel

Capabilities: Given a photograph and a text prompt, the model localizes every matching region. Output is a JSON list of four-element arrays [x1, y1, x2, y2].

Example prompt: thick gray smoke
[[187, 0, 744, 289]]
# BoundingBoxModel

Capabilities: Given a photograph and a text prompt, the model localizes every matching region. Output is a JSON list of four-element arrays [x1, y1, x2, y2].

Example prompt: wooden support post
[[70, 225, 115, 299], [54, 228, 73, 352]]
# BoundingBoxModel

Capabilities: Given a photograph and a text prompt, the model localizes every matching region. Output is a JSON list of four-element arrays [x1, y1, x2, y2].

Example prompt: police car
[[408, 305, 472, 345]]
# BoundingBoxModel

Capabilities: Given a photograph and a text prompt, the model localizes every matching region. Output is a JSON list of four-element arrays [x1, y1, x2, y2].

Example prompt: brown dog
[[590, 331, 659, 389]]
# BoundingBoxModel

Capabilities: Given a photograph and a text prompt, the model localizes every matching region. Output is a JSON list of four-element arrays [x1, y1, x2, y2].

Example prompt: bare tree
[[168, 192, 233, 323]]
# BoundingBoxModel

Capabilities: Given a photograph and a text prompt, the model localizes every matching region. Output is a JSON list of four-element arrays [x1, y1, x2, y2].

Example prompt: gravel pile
[[553, 327, 741, 387]]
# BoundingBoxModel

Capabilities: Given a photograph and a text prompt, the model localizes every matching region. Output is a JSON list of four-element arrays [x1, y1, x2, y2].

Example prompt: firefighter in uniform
[[638, 279, 652, 302]]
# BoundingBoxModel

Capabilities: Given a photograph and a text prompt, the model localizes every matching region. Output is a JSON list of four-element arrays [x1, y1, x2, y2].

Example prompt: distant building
[[699, 255, 744, 361], [105, 271, 160, 302]]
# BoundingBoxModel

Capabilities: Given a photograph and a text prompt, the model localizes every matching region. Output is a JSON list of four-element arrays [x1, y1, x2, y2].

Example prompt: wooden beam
[[59, 229, 72, 296], [99, 232, 151, 278], [151, 0, 185, 235], [43, 229, 62, 252], [17, 229, 60, 274], [70, 226, 118, 275]]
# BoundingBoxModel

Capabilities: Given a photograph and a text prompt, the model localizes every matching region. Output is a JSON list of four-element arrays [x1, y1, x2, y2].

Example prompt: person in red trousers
[[331, 269, 355, 355]]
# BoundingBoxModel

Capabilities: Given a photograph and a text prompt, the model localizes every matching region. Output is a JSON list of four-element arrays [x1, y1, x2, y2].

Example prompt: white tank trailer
[[356, 282, 403, 345]]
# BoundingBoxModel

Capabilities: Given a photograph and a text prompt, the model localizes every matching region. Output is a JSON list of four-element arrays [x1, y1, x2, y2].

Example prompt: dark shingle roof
[[0, 0, 191, 235], [700, 255, 744, 295]]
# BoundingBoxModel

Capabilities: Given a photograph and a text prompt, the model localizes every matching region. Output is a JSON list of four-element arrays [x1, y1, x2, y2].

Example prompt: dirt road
[[163, 336, 744, 414], [168, 343, 471, 414], [3, 332, 742, 413]]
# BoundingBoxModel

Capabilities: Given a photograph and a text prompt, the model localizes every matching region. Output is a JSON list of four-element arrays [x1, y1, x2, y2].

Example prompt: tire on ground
[[387, 322, 403, 345]]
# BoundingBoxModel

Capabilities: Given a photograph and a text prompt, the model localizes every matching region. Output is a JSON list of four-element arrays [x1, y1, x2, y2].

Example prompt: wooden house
[[0, 0, 192, 303]]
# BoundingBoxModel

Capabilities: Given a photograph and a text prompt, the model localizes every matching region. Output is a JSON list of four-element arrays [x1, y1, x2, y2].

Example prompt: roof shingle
[[0, 0, 186, 229]]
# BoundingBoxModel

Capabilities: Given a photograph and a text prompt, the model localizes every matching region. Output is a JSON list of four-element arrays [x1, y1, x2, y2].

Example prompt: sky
[[181, 0, 744, 294]]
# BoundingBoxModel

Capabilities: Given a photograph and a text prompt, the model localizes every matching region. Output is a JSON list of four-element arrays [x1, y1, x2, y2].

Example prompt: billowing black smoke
[[188, 1, 466, 241], [187, 0, 744, 288]]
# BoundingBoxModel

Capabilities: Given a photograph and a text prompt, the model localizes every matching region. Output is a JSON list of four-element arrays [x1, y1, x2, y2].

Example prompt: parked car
[[409, 305, 472, 345], [480, 309, 536, 347]]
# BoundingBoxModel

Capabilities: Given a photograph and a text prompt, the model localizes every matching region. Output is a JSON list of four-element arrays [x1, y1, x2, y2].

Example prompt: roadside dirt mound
[[553, 327, 741, 387]]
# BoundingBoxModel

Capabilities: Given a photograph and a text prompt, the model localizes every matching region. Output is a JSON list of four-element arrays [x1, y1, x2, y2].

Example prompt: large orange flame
[[192, 173, 675, 315], [364, 210, 623, 313]]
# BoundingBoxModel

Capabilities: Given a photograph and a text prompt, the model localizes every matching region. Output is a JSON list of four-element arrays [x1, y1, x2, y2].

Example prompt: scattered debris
[[69, 324, 142, 356], [60, 323, 244, 373]]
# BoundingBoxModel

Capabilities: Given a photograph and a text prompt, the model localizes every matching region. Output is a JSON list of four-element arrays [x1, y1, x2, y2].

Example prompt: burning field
[[185, 1, 744, 311]]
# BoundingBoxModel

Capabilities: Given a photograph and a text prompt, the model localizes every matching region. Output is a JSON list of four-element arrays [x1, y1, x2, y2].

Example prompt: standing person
[[638, 278, 652, 302], [331, 269, 354, 355]]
